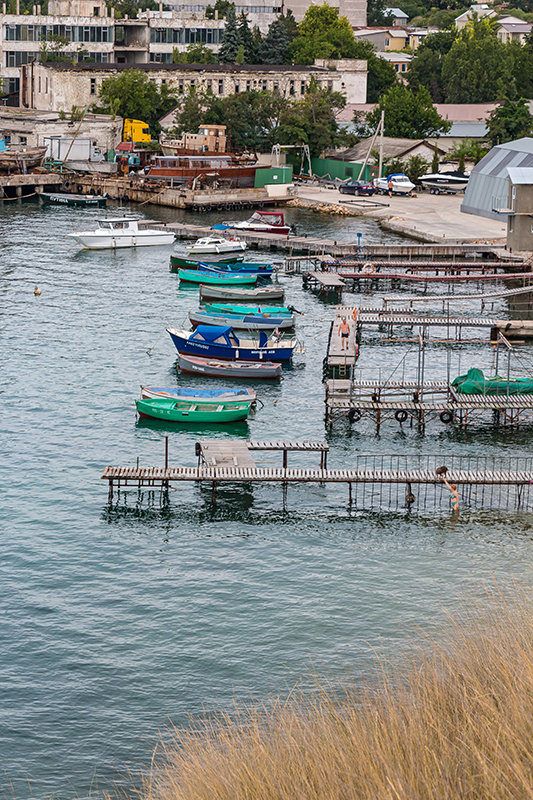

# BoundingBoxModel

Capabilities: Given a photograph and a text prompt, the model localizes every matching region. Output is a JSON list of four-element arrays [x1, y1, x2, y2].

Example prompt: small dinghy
[[188, 236, 247, 255], [170, 254, 244, 272], [140, 385, 257, 403], [40, 192, 107, 208], [199, 284, 285, 302], [189, 309, 295, 330], [167, 325, 296, 362], [205, 303, 295, 317], [136, 396, 253, 423], [178, 353, 282, 379], [179, 268, 257, 286], [198, 261, 273, 275]]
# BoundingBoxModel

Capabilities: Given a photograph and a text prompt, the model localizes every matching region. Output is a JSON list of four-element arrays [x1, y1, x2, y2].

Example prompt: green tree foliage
[[205, 0, 233, 19], [290, 77, 347, 156], [168, 87, 210, 135], [218, 4, 240, 62], [383, 155, 428, 182], [408, 31, 455, 102], [172, 43, 216, 63], [367, 0, 394, 25], [259, 18, 291, 64], [449, 138, 489, 164], [237, 12, 257, 62], [289, 4, 360, 63], [431, 142, 439, 173], [486, 98, 533, 146], [441, 18, 513, 102], [111, 0, 157, 19], [38, 34, 71, 63], [366, 51, 397, 102], [278, 10, 298, 41], [94, 69, 177, 132], [367, 84, 451, 138]]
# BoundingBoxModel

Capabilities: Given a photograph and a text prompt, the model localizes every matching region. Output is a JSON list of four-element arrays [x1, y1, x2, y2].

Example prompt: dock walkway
[[325, 306, 359, 379]]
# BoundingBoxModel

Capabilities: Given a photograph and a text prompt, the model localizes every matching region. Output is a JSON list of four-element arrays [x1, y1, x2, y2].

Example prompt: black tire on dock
[[77, 184, 84, 193], [440, 410, 453, 424], [193, 204, 199, 212], [395, 409, 408, 423], [348, 408, 362, 423]]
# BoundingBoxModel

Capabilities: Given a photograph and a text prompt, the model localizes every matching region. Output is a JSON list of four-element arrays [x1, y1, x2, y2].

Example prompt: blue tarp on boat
[[190, 325, 240, 345]]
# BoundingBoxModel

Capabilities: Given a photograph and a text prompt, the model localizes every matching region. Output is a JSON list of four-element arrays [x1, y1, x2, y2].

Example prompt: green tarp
[[452, 367, 533, 395]]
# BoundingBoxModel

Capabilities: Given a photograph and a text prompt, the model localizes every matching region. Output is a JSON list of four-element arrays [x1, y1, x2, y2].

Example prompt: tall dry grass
[[137, 590, 533, 800]]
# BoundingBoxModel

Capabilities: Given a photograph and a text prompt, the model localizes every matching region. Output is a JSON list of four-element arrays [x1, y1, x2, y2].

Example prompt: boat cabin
[[190, 325, 241, 346], [97, 217, 138, 231]]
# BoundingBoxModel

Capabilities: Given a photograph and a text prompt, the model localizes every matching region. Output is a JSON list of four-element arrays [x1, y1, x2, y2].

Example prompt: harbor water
[[2, 201, 533, 799]]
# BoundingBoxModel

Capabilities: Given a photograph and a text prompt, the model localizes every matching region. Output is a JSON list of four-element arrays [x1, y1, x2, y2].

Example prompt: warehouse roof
[[462, 138, 533, 220]]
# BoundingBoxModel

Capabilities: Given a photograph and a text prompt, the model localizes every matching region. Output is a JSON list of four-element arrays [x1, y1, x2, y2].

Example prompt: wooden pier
[[380, 284, 533, 309], [302, 271, 345, 299], [324, 306, 359, 379], [325, 378, 533, 428], [102, 440, 533, 512]]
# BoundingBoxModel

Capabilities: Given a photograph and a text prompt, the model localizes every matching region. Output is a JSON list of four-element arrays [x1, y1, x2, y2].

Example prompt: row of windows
[[150, 27, 221, 43], [4, 48, 112, 66], [235, 6, 281, 12], [172, 76, 309, 95], [4, 23, 113, 42]]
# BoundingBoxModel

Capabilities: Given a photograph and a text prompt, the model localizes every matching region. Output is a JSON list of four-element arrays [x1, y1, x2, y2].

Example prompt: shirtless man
[[441, 475, 459, 515], [338, 317, 350, 350]]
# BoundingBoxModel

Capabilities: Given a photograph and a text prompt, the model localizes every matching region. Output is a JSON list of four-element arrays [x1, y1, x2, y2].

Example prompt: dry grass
[[136, 589, 533, 800]]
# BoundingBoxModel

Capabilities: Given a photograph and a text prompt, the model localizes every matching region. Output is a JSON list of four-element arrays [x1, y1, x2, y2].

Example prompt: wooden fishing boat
[[178, 352, 282, 379], [140, 385, 256, 403], [178, 268, 257, 286], [199, 284, 285, 302], [189, 310, 295, 330], [167, 325, 296, 362], [136, 396, 252, 423], [40, 192, 107, 208], [205, 303, 294, 317], [198, 262, 273, 276], [0, 145, 47, 171], [170, 254, 244, 272]]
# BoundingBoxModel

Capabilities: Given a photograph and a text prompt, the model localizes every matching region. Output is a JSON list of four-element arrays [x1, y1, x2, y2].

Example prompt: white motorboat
[[68, 217, 176, 249], [219, 211, 292, 236], [419, 170, 470, 194], [375, 173, 415, 196], [188, 236, 247, 255]]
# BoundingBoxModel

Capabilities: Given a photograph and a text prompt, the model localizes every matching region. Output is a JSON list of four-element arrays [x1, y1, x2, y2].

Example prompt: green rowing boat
[[136, 397, 252, 423], [178, 268, 257, 285], [170, 254, 243, 272], [205, 302, 293, 317]]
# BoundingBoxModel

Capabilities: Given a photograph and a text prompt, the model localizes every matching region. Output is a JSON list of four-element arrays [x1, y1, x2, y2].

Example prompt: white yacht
[[188, 236, 247, 255], [68, 217, 175, 249], [375, 173, 416, 196], [419, 170, 470, 194]]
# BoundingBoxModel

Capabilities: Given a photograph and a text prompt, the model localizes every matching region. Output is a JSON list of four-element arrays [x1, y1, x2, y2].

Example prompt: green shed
[[254, 166, 293, 188]]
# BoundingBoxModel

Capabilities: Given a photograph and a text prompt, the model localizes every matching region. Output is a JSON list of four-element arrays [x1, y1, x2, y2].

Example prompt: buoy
[[34, 286, 41, 296]]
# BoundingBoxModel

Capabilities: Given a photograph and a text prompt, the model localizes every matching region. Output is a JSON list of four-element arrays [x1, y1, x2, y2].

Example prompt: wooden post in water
[[165, 436, 169, 469]]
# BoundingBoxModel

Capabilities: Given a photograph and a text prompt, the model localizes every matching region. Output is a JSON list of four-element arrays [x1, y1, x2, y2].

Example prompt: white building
[[20, 58, 368, 112]]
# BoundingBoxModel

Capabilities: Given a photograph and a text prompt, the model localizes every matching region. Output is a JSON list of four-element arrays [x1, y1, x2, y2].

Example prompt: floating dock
[[102, 440, 533, 512], [302, 271, 345, 299], [355, 309, 533, 342], [324, 306, 359, 379]]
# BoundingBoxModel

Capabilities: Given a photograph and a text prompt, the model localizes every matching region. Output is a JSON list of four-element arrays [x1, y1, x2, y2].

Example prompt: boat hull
[[188, 243, 247, 255], [69, 231, 175, 249], [205, 303, 292, 317], [136, 397, 251, 423], [178, 353, 282, 379], [178, 268, 257, 285], [199, 263, 273, 275], [0, 146, 47, 171], [199, 285, 284, 302], [189, 310, 294, 330], [40, 192, 107, 207], [140, 385, 256, 403], [170, 254, 244, 272], [168, 328, 295, 361], [226, 223, 290, 236]]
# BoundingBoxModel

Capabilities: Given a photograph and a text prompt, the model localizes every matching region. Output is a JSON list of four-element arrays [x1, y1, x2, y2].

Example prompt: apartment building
[[20, 58, 368, 111]]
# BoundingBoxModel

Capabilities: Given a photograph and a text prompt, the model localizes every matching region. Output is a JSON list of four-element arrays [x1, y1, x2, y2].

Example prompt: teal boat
[[205, 302, 295, 317], [452, 367, 533, 395], [40, 191, 107, 207], [178, 268, 257, 286], [170, 254, 243, 272], [136, 396, 252, 423]]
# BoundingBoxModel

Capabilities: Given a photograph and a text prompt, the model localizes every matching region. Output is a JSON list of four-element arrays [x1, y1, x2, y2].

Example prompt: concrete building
[[455, 4, 497, 29], [166, 0, 366, 27], [500, 167, 533, 252], [20, 58, 368, 112], [377, 50, 411, 76], [461, 138, 533, 221], [0, 106, 122, 152], [383, 7, 408, 25], [353, 26, 407, 51], [496, 15, 532, 43]]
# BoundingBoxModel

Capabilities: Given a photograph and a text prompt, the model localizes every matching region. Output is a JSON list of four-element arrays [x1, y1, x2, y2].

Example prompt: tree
[[218, 3, 240, 63], [366, 52, 397, 103], [172, 43, 216, 63], [259, 18, 290, 64], [367, 0, 394, 25], [431, 142, 439, 173], [408, 31, 455, 102], [38, 34, 71, 63], [237, 12, 258, 62], [205, 0, 233, 18], [289, 3, 361, 63], [449, 138, 489, 165], [112, 0, 158, 19], [366, 84, 451, 138], [278, 10, 298, 41], [486, 98, 533, 147], [94, 69, 177, 133], [441, 18, 513, 102]]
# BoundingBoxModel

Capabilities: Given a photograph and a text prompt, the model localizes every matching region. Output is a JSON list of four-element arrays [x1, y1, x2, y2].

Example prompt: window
[[385, 37, 390, 46], [90, 77, 96, 94], [206, 79, 212, 91], [218, 78, 224, 94], [45, 76, 48, 93], [289, 79, 294, 95], [234, 81, 240, 92], [262, 79, 267, 90], [327, 80, 333, 89], [94, 6, 100, 15], [246, 79, 251, 91], [19, 136, 27, 145], [38, 75, 41, 93], [300, 80, 305, 94]]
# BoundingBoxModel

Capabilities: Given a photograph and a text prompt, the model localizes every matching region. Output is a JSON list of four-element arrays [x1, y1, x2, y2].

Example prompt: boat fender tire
[[64, 181, 72, 191], [348, 408, 361, 423], [395, 409, 408, 423], [77, 184, 84, 194], [440, 410, 453, 424], [362, 262, 375, 275], [193, 204, 199, 212], [217, 204, 224, 211]]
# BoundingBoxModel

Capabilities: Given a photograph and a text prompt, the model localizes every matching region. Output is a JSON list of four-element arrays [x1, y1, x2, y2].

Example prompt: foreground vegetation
[[134, 590, 533, 800]]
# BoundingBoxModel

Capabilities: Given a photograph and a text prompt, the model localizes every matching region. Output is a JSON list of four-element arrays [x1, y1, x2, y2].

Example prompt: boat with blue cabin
[[167, 325, 297, 361]]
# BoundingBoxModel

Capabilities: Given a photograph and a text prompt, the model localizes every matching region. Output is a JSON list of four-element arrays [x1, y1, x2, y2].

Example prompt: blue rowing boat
[[198, 263, 273, 276], [166, 325, 297, 361]]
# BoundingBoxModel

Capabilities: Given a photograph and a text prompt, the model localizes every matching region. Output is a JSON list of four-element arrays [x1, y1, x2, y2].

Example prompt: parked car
[[339, 179, 376, 196]]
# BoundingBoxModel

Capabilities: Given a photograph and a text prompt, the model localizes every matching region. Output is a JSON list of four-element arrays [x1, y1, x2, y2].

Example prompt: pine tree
[[218, 4, 240, 63], [259, 18, 290, 64], [238, 12, 257, 63]]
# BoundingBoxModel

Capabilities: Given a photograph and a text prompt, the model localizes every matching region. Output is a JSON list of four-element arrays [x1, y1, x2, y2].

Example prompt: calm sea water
[[2, 201, 533, 799]]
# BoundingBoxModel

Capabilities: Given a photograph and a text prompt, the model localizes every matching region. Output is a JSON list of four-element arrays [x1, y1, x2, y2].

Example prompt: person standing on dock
[[441, 475, 459, 515], [338, 317, 350, 350], [388, 177, 394, 197]]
